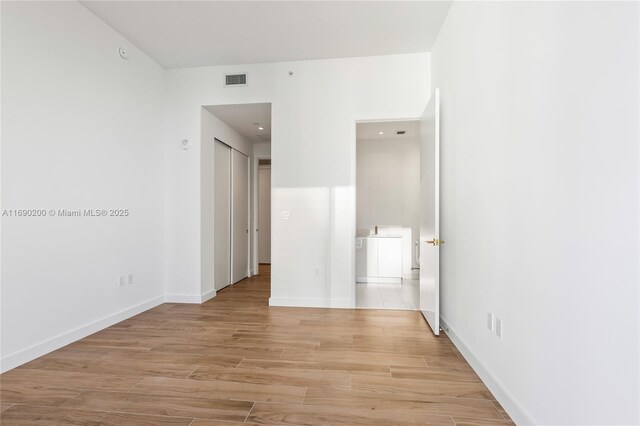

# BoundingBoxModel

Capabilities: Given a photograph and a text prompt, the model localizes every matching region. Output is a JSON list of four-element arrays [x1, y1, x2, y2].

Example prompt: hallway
[[1, 267, 512, 425]]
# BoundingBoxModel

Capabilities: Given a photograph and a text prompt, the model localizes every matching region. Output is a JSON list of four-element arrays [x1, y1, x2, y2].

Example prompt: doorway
[[202, 102, 272, 297], [355, 120, 421, 310]]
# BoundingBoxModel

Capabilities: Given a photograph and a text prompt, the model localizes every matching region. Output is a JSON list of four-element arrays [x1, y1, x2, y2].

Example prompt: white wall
[[431, 2, 640, 425], [163, 65, 273, 303], [1, 2, 165, 371], [164, 54, 429, 307], [356, 137, 420, 271], [253, 143, 271, 159], [198, 108, 252, 301]]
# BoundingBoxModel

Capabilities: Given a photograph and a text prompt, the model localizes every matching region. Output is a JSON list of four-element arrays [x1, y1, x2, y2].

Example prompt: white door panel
[[232, 150, 249, 283], [355, 238, 367, 277], [420, 89, 441, 335], [366, 238, 378, 277], [214, 141, 231, 291], [377, 238, 403, 277]]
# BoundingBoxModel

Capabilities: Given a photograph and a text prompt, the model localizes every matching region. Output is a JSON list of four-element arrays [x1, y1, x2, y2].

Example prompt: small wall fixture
[[117, 47, 128, 59], [180, 139, 190, 150]]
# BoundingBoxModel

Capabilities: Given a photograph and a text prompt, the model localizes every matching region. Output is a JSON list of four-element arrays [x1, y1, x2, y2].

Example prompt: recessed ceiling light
[[378, 131, 384, 135], [258, 126, 264, 130]]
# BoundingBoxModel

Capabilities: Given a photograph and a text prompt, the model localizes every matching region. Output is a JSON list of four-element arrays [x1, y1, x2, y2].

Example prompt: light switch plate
[[487, 312, 494, 331]]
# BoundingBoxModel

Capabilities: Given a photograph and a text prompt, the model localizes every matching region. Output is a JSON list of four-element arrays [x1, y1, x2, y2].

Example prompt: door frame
[[252, 153, 271, 276], [352, 116, 422, 308]]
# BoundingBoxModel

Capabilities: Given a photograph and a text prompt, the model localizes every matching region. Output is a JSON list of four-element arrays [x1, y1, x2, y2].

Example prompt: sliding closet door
[[214, 140, 231, 291], [231, 150, 249, 283]]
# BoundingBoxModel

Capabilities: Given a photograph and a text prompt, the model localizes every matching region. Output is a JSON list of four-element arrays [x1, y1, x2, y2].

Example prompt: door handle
[[425, 239, 445, 246]]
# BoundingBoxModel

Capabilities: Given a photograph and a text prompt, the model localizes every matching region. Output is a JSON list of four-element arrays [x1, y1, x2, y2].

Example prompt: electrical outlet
[[281, 210, 290, 220], [495, 318, 503, 338], [314, 268, 320, 276], [119, 276, 125, 288], [487, 312, 494, 331], [127, 273, 134, 286]]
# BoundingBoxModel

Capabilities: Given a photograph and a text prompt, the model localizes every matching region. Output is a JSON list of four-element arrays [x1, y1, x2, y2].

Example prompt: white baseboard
[[200, 289, 216, 303], [440, 316, 535, 426], [269, 297, 352, 308], [165, 291, 216, 304], [164, 294, 201, 303], [0, 295, 165, 373]]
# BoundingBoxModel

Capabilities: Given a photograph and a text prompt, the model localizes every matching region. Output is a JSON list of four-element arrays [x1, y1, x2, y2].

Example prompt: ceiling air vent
[[396, 130, 406, 135], [225, 73, 247, 87]]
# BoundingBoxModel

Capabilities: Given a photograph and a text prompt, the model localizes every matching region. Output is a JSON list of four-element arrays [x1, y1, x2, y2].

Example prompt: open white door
[[419, 89, 441, 335]]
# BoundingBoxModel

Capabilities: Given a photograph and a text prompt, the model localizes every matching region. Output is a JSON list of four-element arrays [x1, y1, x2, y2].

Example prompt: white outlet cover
[[119, 276, 125, 288], [127, 273, 133, 285], [487, 312, 494, 331], [281, 210, 290, 220]]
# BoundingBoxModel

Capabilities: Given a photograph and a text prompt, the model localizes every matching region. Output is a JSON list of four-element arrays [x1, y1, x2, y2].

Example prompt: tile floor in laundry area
[[355, 279, 420, 310]]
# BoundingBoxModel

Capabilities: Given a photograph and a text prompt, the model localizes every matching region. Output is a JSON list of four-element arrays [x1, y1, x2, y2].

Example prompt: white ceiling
[[205, 102, 272, 143], [357, 120, 420, 140], [81, 1, 452, 69]]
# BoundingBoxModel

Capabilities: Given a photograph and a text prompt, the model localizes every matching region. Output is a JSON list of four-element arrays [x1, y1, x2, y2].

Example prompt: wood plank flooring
[[0, 266, 513, 425]]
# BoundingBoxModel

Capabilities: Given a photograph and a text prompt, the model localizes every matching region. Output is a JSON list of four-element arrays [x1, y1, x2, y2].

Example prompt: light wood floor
[[0, 266, 513, 425]]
